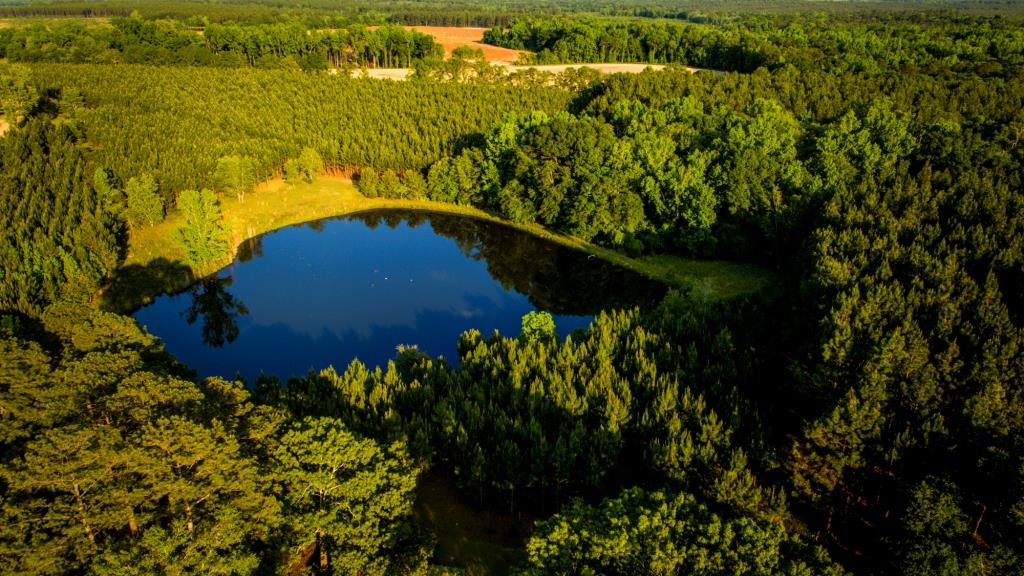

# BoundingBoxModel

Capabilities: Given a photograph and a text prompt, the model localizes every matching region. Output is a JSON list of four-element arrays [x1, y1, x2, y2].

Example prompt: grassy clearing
[[111, 175, 774, 311], [124, 175, 510, 279], [631, 255, 777, 301], [126, 176, 367, 274]]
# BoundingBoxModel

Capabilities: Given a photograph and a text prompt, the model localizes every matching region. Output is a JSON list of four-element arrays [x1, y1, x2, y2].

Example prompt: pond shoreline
[[130, 208, 663, 380], [100, 175, 773, 314]]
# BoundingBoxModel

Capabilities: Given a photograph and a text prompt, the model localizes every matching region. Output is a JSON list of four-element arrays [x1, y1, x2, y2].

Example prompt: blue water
[[134, 210, 664, 382]]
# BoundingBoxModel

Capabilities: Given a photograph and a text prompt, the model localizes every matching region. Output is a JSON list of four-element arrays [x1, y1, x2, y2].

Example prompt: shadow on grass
[[99, 257, 195, 314]]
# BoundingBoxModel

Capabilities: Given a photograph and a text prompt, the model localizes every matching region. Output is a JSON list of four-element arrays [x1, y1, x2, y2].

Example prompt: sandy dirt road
[[354, 62, 691, 81]]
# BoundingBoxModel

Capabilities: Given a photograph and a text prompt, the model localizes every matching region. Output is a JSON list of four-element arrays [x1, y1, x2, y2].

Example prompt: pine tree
[[273, 417, 426, 575]]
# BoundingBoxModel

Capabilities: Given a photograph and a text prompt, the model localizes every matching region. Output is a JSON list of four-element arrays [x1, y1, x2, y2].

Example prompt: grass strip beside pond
[[103, 176, 774, 312]]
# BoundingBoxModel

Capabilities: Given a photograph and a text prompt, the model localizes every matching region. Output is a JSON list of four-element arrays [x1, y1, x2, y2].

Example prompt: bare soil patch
[[357, 68, 414, 80], [407, 26, 525, 63]]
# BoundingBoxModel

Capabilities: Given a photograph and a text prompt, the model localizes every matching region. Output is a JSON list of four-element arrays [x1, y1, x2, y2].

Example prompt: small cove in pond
[[134, 210, 666, 382]]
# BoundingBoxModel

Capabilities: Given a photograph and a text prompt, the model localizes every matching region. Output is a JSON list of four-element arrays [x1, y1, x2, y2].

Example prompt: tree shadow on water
[[100, 260, 249, 349], [100, 257, 196, 314]]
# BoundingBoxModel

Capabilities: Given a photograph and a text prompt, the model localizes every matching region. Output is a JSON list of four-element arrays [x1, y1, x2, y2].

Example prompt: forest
[[0, 17, 446, 69], [483, 14, 1024, 73], [1, 0, 1023, 575]]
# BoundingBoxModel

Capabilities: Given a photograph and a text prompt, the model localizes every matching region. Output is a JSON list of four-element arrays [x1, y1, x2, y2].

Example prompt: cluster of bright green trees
[[2, 2, 1023, 575], [415, 58, 1022, 260]]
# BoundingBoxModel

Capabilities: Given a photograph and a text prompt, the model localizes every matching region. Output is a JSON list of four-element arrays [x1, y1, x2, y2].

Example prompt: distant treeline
[[484, 15, 1024, 75], [2, 8, 1019, 78], [0, 0, 1020, 24], [0, 18, 443, 69]]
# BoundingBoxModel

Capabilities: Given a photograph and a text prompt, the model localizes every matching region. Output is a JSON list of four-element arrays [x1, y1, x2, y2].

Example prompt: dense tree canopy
[[28, 63, 571, 197], [0, 119, 121, 315], [274, 416, 425, 575], [519, 488, 845, 576], [0, 304, 429, 576]]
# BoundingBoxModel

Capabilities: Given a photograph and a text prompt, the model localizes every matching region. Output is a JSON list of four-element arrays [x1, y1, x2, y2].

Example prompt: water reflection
[[135, 210, 664, 381], [354, 211, 665, 315], [236, 237, 264, 263], [181, 276, 249, 347]]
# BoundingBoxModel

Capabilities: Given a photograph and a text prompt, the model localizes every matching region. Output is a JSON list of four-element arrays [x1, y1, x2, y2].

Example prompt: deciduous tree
[[176, 188, 228, 269], [124, 174, 164, 229]]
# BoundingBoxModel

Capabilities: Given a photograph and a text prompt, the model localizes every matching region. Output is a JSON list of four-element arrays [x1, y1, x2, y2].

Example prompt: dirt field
[[407, 26, 525, 63]]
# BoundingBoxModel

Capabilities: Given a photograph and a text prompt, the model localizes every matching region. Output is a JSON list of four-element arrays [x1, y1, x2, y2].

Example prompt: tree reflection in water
[[137, 209, 667, 380], [182, 276, 249, 347], [353, 210, 665, 316]]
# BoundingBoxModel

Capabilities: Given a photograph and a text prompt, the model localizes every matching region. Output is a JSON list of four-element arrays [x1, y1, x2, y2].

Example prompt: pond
[[134, 210, 665, 382]]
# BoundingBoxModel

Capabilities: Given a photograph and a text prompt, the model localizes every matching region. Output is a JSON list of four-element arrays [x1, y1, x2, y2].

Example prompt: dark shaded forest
[[1, 1, 1022, 575]]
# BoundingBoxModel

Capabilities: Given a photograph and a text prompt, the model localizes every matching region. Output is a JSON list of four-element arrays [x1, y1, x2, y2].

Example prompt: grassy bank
[[103, 175, 774, 312]]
